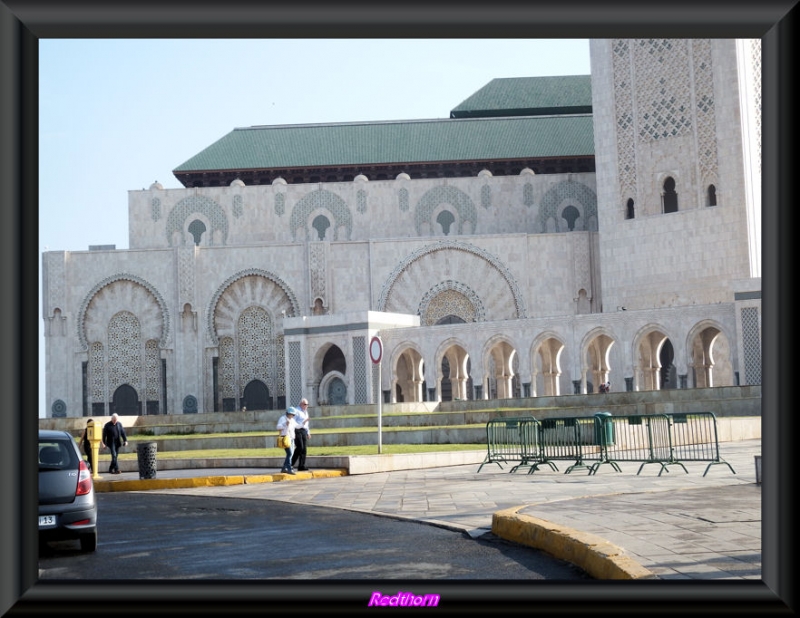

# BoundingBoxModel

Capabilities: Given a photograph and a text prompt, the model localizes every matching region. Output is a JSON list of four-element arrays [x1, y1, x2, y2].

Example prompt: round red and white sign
[[369, 336, 383, 364]]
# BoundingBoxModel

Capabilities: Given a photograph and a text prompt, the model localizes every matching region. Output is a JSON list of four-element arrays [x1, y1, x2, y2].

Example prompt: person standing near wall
[[291, 398, 311, 471], [101, 413, 128, 475], [81, 419, 94, 472]]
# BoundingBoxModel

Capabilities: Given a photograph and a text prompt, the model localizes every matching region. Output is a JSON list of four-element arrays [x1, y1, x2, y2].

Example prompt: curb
[[491, 506, 656, 580], [92, 468, 348, 492]]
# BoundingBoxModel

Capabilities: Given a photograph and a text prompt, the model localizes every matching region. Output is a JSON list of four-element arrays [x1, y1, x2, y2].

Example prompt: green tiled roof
[[450, 75, 592, 118], [173, 114, 594, 173]]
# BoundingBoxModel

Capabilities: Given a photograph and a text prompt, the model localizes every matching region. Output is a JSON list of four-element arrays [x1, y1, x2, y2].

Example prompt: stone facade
[[42, 38, 762, 417]]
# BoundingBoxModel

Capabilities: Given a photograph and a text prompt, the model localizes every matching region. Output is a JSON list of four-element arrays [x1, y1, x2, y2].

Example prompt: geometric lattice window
[[741, 307, 761, 385], [288, 341, 302, 408], [107, 311, 142, 395], [145, 339, 161, 401], [219, 336, 235, 400], [424, 289, 476, 326], [90, 341, 104, 402], [237, 306, 272, 396], [353, 335, 367, 405]]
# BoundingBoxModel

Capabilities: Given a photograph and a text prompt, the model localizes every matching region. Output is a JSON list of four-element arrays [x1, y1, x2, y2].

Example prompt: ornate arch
[[77, 273, 169, 351], [290, 188, 352, 241], [166, 194, 228, 246], [391, 342, 426, 403], [414, 185, 478, 236], [530, 332, 566, 397], [206, 269, 300, 345], [539, 180, 598, 232], [481, 335, 520, 400], [377, 240, 526, 320], [579, 327, 617, 391], [686, 318, 734, 388], [418, 280, 486, 325], [432, 336, 472, 401]]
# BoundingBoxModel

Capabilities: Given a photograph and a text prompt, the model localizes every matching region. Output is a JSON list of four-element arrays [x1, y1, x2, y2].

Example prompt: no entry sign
[[369, 336, 383, 364]]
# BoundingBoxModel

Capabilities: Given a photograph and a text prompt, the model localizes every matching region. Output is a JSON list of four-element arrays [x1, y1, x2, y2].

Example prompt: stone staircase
[[38, 385, 761, 460]]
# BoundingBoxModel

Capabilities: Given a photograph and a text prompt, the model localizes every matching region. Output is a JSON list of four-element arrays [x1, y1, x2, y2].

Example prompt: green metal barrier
[[477, 415, 535, 472], [480, 410, 735, 477]]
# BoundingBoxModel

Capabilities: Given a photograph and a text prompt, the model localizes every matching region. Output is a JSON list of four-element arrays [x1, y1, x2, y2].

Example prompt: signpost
[[369, 336, 383, 453]]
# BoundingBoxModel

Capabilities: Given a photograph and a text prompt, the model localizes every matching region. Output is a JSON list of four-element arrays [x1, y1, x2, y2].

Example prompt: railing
[[477, 416, 536, 472], [478, 411, 735, 476]]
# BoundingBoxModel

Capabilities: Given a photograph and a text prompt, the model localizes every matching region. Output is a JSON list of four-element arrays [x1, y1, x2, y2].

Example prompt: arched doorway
[[112, 384, 140, 416], [243, 379, 270, 411]]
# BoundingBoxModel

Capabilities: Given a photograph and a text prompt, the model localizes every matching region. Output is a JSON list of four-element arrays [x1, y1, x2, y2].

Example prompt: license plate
[[39, 515, 56, 528]]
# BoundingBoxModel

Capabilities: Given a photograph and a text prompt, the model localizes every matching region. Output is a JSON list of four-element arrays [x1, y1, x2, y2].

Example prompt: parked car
[[38, 429, 98, 552]]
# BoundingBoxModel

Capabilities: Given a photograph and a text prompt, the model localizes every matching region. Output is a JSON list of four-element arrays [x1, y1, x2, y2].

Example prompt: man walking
[[291, 398, 311, 471], [102, 413, 128, 474]]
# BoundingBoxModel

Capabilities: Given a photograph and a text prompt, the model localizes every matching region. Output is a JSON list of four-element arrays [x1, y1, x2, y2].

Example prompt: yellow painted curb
[[93, 468, 348, 493], [492, 506, 655, 580]]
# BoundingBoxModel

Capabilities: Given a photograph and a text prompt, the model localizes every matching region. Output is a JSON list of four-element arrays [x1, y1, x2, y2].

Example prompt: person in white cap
[[276, 407, 298, 474], [290, 398, 311, 471]]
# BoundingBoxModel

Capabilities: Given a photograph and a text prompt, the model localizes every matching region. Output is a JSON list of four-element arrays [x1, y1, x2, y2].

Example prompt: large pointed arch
[[377, 240, 526, 320]]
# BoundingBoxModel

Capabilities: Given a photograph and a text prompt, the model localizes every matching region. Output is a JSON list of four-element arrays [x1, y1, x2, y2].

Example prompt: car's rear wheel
[[80, 531, 97, 552]]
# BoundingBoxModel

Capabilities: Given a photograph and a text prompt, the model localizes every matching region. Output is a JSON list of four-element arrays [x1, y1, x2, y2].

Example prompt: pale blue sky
[[38, 38, 591, 417]]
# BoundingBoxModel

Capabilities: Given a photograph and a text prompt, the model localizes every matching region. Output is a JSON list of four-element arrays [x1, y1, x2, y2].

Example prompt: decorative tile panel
[[353, 336, 367, 404], [742, 307, 761, 385]]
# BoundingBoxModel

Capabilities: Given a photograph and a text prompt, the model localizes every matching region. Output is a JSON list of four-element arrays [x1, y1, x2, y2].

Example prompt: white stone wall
[[127, 172, 599, 250], [42, 38, 761, 418]]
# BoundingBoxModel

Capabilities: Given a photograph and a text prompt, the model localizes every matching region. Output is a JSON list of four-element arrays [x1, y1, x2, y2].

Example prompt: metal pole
[[377, 359, 382, 454]]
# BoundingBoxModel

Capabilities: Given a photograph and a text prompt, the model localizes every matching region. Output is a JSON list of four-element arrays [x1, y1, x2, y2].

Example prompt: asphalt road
[[38, 492, 590, 581]]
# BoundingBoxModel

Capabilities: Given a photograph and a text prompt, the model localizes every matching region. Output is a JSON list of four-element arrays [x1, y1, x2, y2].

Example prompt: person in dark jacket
[[81, 419, 95, 472], [101, 413, 128, 474]]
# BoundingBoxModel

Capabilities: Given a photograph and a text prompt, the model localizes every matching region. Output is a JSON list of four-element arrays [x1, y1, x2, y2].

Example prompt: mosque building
[[41, 38, 762, 417]]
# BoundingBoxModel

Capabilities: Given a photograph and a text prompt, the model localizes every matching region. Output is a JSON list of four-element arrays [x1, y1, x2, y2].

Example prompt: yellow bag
[[277, 435, 291, 449]]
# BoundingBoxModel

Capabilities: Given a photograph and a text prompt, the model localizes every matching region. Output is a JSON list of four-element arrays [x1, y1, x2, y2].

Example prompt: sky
[[38, 38, 591, 418]]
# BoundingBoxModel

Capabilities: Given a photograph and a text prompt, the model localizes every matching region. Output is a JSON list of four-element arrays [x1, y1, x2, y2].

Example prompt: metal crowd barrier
[[479, 410, 736, 476], [664, 412, 736, 476], [534, 416, 602, 474], [594, 413, 673, 476], [477, 416, 536, 472]]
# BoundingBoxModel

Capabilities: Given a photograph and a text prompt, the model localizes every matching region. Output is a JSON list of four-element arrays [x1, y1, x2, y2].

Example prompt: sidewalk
[[92, 439, 761, 580]]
